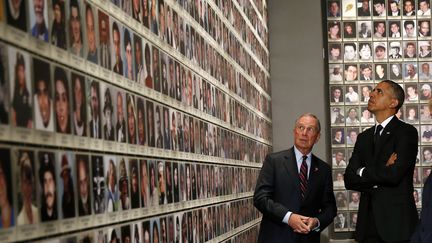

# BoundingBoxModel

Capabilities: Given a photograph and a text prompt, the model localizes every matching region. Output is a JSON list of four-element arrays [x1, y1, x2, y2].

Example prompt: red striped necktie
[[299, 155, 308, 200]]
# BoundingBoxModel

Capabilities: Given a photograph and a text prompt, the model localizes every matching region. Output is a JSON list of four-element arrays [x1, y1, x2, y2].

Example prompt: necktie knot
[[375, 124, 383, 135]]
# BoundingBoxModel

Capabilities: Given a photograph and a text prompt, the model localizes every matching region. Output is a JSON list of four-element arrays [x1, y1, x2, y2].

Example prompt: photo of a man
[[88, 80, 101, 139], [85, 3, 98, 64], [92, 155, 105, 214], [17, 150, 39, 225], [30, 0, 48, 41], [33, 58, 54, 131], [76, 154, 91, 216], [58, 152, 76, 219], [6, 0, 27, 31], [38, 151, 58, 221], [98, 10, 111, 69]]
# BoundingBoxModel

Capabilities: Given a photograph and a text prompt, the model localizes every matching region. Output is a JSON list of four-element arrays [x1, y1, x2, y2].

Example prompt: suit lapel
[[283, 148, 301, 194]]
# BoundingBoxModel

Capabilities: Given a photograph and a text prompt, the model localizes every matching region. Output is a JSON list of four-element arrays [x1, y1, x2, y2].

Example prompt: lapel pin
[[386, 132, 390, 135], [314, 167, 319, 172]]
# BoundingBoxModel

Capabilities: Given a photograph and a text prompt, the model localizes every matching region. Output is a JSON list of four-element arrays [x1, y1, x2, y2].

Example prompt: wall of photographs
[[0, 0, 269, 241], [325, 0, 431, 235]]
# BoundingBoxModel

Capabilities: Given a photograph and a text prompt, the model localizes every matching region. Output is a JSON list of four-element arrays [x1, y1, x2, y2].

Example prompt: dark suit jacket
[[344, 116, 418, 242], [253, 148, 336, 243], [411, 175, 432, 243]]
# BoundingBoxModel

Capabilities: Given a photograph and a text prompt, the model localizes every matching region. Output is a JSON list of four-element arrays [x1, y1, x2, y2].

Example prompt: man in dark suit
[[345, 80, 418, 243], [411, 171, 432, 243], [254, 114, 336, 243]]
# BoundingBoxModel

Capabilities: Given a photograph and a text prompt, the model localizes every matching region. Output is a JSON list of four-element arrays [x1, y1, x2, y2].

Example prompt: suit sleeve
[[344, 133, 376, 192], [253, 154, 290, 223], [362, 126, 418, 186], [315, 166, 337, 231]]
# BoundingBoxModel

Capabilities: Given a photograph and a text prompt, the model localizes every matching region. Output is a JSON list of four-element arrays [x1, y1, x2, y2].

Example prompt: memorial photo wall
[[0, 0, 269, 241], [325, 0, 430, 234]]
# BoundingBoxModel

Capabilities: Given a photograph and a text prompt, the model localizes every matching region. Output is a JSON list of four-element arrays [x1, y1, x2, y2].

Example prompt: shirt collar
[[376, 115, 394, 131], [294, 146, 312, 161]]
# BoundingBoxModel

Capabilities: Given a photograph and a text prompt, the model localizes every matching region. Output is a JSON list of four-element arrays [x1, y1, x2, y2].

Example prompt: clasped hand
[[386, 152, 397, 167], [288, 213, 318, 234]]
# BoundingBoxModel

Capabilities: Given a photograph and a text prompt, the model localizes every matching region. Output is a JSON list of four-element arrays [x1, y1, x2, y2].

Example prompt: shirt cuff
[[358, 167, 365, 177], [282, 211, 292, 224], [312, 218, 320, 232]]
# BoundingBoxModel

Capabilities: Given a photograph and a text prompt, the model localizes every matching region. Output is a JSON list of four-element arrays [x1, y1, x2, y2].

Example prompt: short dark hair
[[404, 20, 415, 29], [382, 80, 405, 111]]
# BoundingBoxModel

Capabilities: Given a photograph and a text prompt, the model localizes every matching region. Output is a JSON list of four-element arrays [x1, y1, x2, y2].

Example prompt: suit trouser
[[361, 205, 409, 243]]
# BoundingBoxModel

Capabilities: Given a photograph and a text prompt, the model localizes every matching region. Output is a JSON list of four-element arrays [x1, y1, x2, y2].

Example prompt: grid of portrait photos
[[0, 0, 269, 241], [327, 0, 431, 233]]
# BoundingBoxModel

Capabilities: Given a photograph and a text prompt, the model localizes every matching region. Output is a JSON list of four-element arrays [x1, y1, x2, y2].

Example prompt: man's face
[[390, 2, 398, 12], [330, 2, 339, 15], [374, 3, 384, 14], [126, 42, 133, 72], [86, 8, 96, 53], [128, 103, 135, 137], [344, 46, 356, 60], [392, 64, 400, 74], [159, 5, 165, 34], [362, 86, 371, 96], [420, 1, 430, 11], [71, 7, 81, 43], [376, 23, 385, 35], [37, 79, 51, 126], [362, 0, 369, 10], [34, 0, 44, 24], [91, 86, 99, 118], [349, 109, 357, 118], [349, 131, 357, 142], [376, 65, 384, 76], [135, 41, 142, 65], [55, 80, 69, 132], [78, 161, 88, 201], [420, 21, 430, 35], [333, 89, 341, 98], [331, 47, 340, 58], [362, 67, 372, 78], [293, 116, 320, 153], [345, 66, 357, 80], [54, 3, 61, 23], [43, 171, 55, 209], [336, 152, 343, 162], [351, 193, 359, 203], [100, 20, 108, 43], [390, 23, 399, 33], [138, 109, 145, 141], [425, 150, 432, 160], [404, 0, 414, 13], [407, 64, 415, 76], [422, 63, 430, 74], [405, 23, 415, 36], [117, 93, 123, 122], [113, 30, 121, 58], [368, 82, 396, 114]]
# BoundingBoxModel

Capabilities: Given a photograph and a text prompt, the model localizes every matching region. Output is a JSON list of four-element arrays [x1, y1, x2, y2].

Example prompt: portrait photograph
[[344, 43, 358, 61], [132, 222, 142, 243], [56, 151, 76, 219], [388, 41, 402, 59], [413, 167, 422, 185], [423, 168, 431, 183], [98, 9, 111, 70], [76, 153, 91, 216], [0, 148, 13, 231], [152, 46, 161, 92], [333, 169, 345, 189], [405, 82, 419, 101], [126, 93, 137, 145], [389, 63, 403, 80], [118, 157, 130, 211], [358, 43, 372, 61], [154, 104, 163, 149], [136, 96, 146, 146], [328, 43, 342, 62], [105, 155, 118, 212], [374, 63, 387, 80], [71, 71, 87, 136], [160, 52, 169, 95], [404, 41, 417, 59], [346, 127, 359, 145], [144, 41, 153, 89], [28, 0, 49, 42], [420, 104, 432, 122], [388, 0, 401, 16], [418, 0, 431, 15], [329, 64, 343, 82], [405, 105, 419, 123], [419, 63, 432, 80], [53, 65, 71, 134], [6, 0, 27, 31], [334, 212, 349, 231], [38, 150, 58, 222], [15, 149, 39, 226], [111, 20, 123, 75], [149, 160, 159, 207], [50, 0, 67, 50], [33, 57, 54, 132], [421, 125, 432, 142], [162, 106, 170, 150], [139, 159, 149, 208], [101, 83, 115, 141], [345, 85, 359, 104], [146, 100, 155, 147], [403, 20, 416, 38], [344, 63, 358, 81], [373, 42, 387, 61], [134, 34, 145, 84], [122, 27, 134, 81], [87, 79, 101, 139], [84, 2, 98, 64], [359, 63, 373, 80], [68, 0, 84, 57], [332, 149, 347, 167], [107, 227, 120, 242], [388, 21, 401, 38], [158, 160, 166, 205], [151, 218, 161, 243], [328, 0, 341, 18], [343, 21, 356, 39], [360, 106, 375, 124], [92, 154, 105, 214], [129, 159, 139, 209], [9, 47, 32, 128], [373, 20, 386, 38], [358, 21, 372, 39], [331, 127, 345, 145], [0, 43, 9, 125], [328, 21, 341, 40], [114, 88, 126, 143]]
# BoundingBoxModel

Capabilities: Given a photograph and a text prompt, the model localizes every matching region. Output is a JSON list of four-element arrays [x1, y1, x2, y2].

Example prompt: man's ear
[[389, 99, 399, 109]]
